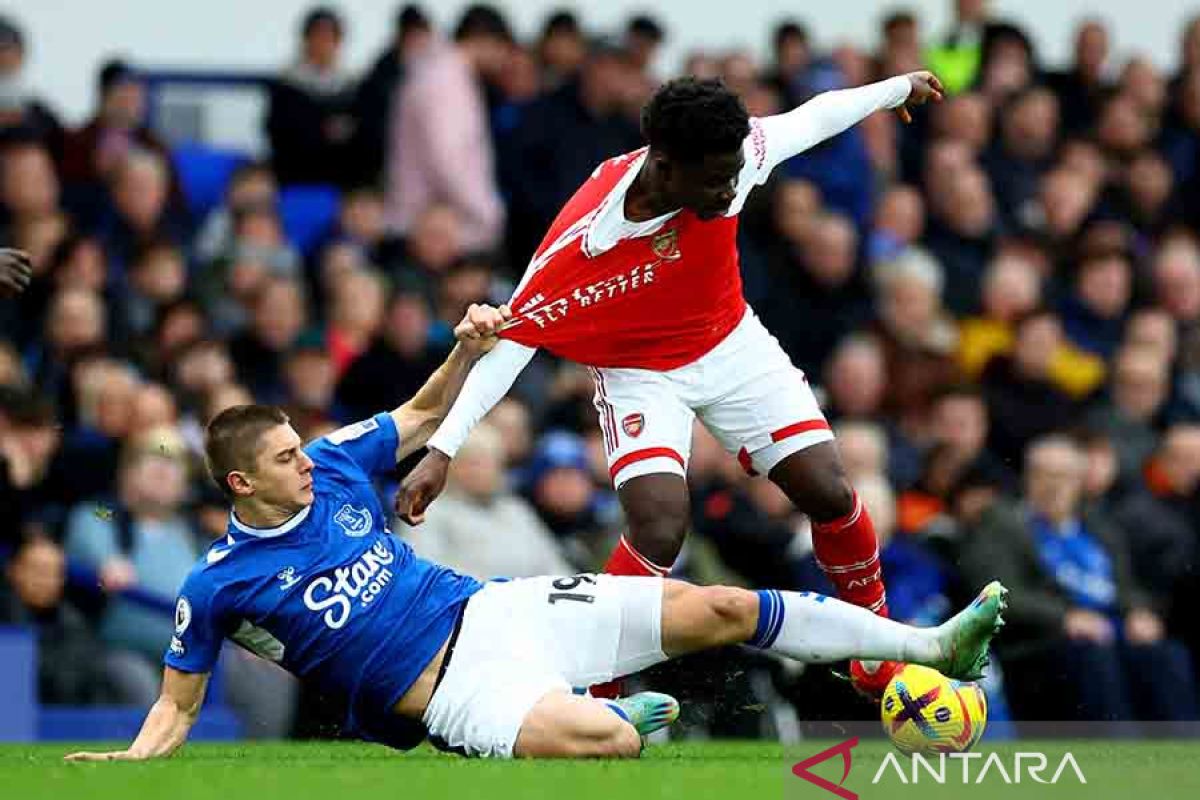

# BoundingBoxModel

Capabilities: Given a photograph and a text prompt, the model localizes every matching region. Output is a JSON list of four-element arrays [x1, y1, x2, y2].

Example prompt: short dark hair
[[883, 10, 917, 35], [773, 20, 808, 53], [627, 15, 665, 43], [641, 78, 750, 163], [205, 405, 290, 498], [542, 10, 580, 38], [397, 4, 430, 34], [98, 59, 137, 95], [454, 4, 512, 43], [302, 6, 343, 39]]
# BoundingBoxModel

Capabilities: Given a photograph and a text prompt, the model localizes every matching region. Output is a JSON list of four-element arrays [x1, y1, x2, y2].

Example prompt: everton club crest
[[651, 228, 680, 260]]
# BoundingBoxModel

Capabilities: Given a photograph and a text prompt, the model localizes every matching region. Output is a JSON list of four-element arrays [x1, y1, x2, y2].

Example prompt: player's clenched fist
[[0, 248, 33, 297], [395, 449, 451, 526], [454, 303, 512, 355]]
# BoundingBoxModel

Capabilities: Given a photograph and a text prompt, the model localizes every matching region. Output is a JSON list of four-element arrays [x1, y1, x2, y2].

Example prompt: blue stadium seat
[[171, 142, 250, 220], [0, 627, 36, 741], [278, 184, 341, 257]]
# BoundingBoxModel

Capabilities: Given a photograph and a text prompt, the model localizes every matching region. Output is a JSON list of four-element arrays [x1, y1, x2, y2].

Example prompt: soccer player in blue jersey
[[66, 304, 1008, 761]]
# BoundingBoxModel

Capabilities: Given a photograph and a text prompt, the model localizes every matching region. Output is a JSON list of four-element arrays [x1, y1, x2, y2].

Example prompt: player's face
[[249, 424, 315, 510], [669, 150, 744, 220]]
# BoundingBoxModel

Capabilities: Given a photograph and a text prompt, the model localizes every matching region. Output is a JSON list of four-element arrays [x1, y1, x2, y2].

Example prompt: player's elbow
[[391, 406, 442, 453]]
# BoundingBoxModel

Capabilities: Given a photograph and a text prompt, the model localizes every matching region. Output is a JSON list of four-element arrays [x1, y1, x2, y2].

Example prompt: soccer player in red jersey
[[397, 71, 945, 699]]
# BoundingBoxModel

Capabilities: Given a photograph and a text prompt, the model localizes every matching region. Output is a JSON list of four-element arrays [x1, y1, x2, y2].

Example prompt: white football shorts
[[590, 306, 833, 488], [421, 574, 666, 758]]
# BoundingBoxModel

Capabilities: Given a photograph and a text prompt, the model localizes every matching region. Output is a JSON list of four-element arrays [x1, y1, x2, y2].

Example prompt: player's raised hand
[[897, 71, 945, 124], [0, 248, 33, 297], [454, 303, 513, 356], [395, 449, 452, 525]]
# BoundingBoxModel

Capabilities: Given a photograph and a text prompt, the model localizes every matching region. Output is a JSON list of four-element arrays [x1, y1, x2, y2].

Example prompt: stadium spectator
[[961, 435, 1197, 725], [1152, 237, 1200, 328], [982, 87, 1058, 228], [537, 11, 587, 88], [26, 287, 107, 409], [981, 309, 1079, 468], [404, 423, 572, 579], [63, 429, 197, 704], [956, 254, 1041, 379], [322, 268, 386, 377], [193, 161, 278, 267], [60, 60, 172, 213], [524, 430, 610, 546], [760, 211, 872, 376], [386, 4, 510, 250], [866, 185, 925, 266], [1045, 19, 1112, 135], [0, 17, 64, 161], [0, 537, 113, 703], [822, 334, 887, 421], [922, 164, 997, 314], [351, 5, 433, 186], [125, 242, 187, 339], [335, 290, 449, 423], [1112, 425, 1200, 660], [485, 396, 534, 473], [96, 148, 186, 282], [1059, 253, 1131, 359], [872, 248, 960, 432], [930, 92, 992, 157], [265, 7, 357, 186], [0, 388, 59, 547], [624, 15, 666, 76], [0, 139, 63, 255], [229, 277, 308, 402], [502, 39, 642, 264], [1084, 347, 1170, 492]]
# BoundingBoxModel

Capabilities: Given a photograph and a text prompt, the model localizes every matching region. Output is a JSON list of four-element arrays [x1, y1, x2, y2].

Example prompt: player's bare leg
[[767, 441, 900, 698], [514, 691, 642, 758], [611, 473, 691, 569], [657, 580, 1007, 682]]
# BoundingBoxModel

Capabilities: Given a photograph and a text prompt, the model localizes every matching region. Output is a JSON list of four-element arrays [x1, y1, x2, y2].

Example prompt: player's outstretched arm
[[65, 668, 208, 762], [390, 303, 515, 461], [757, 71, 943, 172], [395, 307, 537, 525]]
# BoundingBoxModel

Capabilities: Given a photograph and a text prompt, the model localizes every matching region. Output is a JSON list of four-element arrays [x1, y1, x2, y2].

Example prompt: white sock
[[747, 589, 942, 664]]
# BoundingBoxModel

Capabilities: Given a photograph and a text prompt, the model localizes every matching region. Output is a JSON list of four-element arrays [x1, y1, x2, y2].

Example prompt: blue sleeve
[[305, 412, 400, 478], [163, 572, 225, 674]]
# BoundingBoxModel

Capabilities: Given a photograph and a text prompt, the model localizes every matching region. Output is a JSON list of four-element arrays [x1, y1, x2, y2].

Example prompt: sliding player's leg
[[693, 309, 899, 696], [657, 579, 1008, 682], [513, 691, 642, 758]]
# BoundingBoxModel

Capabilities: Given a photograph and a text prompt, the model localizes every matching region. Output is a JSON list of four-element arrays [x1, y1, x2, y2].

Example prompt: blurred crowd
[[2, 0, 1200, 736]]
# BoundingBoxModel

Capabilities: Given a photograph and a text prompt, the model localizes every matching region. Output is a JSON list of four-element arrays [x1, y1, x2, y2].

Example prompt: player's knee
[[625, 493, 690, 565], [809, 470, 855, 522], [705, 586, 759, 641]]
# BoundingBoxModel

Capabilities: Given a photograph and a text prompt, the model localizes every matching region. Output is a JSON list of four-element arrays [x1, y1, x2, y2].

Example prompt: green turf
[[3, 739, 1199, 800]]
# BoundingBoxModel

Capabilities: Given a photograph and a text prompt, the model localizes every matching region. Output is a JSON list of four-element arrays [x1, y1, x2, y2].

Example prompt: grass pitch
[[4, 739, 1200, 800]]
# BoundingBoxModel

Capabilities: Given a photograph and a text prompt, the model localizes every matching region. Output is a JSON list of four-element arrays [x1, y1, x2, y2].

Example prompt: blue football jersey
[[165, 412, 483, 726]]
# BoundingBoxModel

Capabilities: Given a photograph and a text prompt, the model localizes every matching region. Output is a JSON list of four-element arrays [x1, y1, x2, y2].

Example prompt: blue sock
[[749, 589, 785, 648], [602, 700, 630, 723]]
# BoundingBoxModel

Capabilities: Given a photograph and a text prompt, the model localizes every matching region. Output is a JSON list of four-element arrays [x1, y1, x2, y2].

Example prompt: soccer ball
[[880, 664, 988, 755]]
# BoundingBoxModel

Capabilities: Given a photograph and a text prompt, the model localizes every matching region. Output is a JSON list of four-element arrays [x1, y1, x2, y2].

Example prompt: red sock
[[811, 491, 889, 617], [602, 535, 672, 578]]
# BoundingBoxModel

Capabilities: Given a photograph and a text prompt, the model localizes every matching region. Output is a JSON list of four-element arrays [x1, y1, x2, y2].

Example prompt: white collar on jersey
[[583, 150, 678, 258], [229, 504, 311, 539]]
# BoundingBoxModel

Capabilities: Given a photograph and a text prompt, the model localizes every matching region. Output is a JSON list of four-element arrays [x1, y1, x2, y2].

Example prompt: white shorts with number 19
[[422, 575, 666, 758]]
